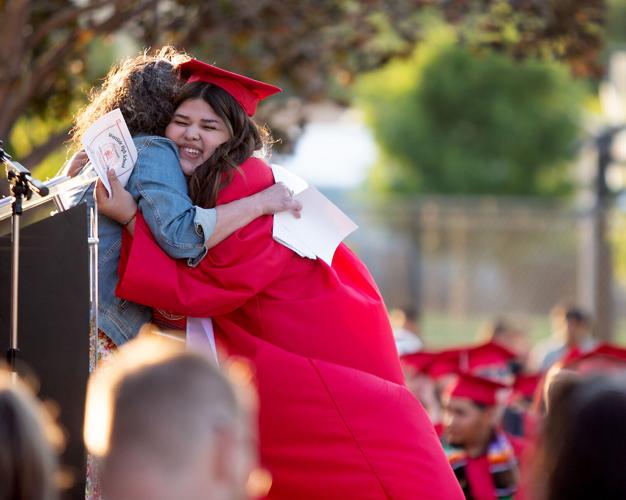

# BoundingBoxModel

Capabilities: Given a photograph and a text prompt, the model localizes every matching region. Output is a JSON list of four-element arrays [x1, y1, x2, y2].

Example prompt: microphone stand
[[0, 142, 49, 376]]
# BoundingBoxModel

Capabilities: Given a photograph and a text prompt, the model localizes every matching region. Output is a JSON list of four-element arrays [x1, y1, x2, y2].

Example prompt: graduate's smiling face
[[166, 98, 231, 176]]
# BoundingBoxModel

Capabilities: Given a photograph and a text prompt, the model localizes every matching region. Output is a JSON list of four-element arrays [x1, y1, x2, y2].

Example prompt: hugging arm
[[96, 140, 300, 261], [115, 157, 297, 317], [116, 211, 294, 316]]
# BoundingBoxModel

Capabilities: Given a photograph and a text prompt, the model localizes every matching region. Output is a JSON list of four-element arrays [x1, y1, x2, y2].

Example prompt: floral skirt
[[85, 330, 117, 500]]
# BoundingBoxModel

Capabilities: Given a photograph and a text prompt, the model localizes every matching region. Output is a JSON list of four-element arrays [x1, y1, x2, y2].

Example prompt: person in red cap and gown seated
[[400, 351, 443, 429], [502, 373, 542, 438], [100, 58, 463, 499], [441, 373, 526, 500]]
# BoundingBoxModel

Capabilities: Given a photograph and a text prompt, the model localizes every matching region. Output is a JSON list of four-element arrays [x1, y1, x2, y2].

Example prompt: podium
[[0, 176, 97, 499]]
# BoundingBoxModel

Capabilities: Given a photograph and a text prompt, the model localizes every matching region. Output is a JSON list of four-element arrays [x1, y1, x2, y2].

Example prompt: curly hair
[[179, 82, 271, 208], [71, 47, 189, 149]]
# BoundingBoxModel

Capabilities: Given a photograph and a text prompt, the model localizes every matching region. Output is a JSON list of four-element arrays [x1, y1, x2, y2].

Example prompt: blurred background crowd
[[4, 0, 626, 499], [393, 302, 626, 498], [5, 306, 626, 499], [6, 0, 626, 343]]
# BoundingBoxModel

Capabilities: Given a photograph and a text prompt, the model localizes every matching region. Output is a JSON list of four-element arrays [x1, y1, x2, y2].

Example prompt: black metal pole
[[1, 143, 49, 375], [7, 171, 24, 373]]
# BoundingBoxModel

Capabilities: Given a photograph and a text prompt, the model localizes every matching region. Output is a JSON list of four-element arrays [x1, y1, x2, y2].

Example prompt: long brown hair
[[176, 82, 270, 208], [530, 374, 626, 500]]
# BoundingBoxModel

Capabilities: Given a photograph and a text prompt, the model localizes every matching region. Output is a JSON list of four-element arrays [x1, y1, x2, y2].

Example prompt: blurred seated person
[[540, 342, 626, 414], [502, 372, 542, 438], [531, 374, 626, 500], [561, 342, 626, 375], [400, 351, 442, 427], [86, 335, 257, 500], [529, 305, 596, 372], [391, 306, 423, 355], [441, 373, 525, 500], [0, 370, 63, 500]]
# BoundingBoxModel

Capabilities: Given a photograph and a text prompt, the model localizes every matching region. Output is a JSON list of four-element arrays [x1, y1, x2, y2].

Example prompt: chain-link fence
[[332, 192, 626, 348]]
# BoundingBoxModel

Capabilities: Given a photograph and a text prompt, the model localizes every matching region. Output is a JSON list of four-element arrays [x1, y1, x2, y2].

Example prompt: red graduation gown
[[117, 157, 463, 499], [464, 436, 527, 500]]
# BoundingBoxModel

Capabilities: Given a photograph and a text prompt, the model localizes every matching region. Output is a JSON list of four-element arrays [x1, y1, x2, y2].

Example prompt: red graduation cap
[[562, 343, 626, 374], [400, 351, 438, 374], [179, 59, 282, 116], [467, 341, 517, 368], [427, 341, 516, 381], [447, 372, 508, 406], [512, 372, 542, 400], [427, 347, 464, 379]]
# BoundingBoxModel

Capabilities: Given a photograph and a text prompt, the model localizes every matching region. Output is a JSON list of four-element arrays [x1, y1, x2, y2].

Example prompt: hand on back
[[95, 169, 138, 225], [65, 150, 89, 177], [256, 182, 302, 218]]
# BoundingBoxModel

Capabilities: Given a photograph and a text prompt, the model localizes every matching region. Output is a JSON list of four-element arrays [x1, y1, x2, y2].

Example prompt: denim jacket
[[77, 135, 216, 345]]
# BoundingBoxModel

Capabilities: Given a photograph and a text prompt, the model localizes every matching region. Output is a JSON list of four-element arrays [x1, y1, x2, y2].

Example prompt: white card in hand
[[270, 164, 358, 266], [81, 108, 137, 195]]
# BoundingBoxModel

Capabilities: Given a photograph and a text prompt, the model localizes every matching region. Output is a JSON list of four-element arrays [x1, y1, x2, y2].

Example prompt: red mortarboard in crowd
[[179, 59, 282, 116], [427, 347, 464, 379], [562, 343, 626, 375], [512, 372, 543, 400], [446, 372, 508, 406], [428, 341, 517, 381], [400, 351, 438, 374]]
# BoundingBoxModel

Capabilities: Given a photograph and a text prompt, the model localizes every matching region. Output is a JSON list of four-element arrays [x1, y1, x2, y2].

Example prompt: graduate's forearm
[[205, 196, 263, 248], [125, 217, 136, 236], [125, 193, 267, 247], [205, 183, 301, 248]]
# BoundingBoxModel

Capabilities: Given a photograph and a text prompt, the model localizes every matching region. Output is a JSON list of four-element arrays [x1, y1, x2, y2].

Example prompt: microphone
[[0, 143, 49, 197]]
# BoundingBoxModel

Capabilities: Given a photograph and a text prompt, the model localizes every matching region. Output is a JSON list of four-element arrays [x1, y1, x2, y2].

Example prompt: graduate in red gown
[[440, 373, 526, 500], [115, 59, 463, 499]]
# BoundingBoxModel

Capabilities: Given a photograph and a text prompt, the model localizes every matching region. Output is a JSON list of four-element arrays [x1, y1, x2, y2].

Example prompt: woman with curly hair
[[100, 59, 463, 500], [69, 47, 300, 352]]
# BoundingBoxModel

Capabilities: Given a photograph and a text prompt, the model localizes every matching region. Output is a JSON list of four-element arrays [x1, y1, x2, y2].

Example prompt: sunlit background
[[4, 0, 626, 347]]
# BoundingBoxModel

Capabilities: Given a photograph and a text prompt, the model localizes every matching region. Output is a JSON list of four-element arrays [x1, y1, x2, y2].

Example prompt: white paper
[[270, 164, 358, 266], [271, 163, 309, 195], [186, 317, 218, 364], [81, 108, 137, 195]]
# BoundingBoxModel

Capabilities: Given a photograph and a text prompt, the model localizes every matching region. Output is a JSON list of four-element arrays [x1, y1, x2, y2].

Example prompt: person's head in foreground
[[87, 334, 257, 500], [533, 374, 626, 500], [0, 370, 63, 500]]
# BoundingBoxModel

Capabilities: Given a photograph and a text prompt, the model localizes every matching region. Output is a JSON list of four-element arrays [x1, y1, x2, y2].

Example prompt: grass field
[[420, 312, 626, 349]]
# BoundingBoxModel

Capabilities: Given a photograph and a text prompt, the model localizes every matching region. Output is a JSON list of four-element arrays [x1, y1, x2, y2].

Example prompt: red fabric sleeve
[[116, 158, 295, 316]]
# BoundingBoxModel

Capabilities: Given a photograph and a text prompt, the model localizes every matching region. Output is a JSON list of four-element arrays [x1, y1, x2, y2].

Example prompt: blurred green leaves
[[0, 0, 607, 183], [356, 23, 589, 196]]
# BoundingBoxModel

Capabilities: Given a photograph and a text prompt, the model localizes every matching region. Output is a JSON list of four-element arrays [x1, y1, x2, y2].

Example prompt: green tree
[[356, 25, 588, 196], [0, 0, 605, 181]]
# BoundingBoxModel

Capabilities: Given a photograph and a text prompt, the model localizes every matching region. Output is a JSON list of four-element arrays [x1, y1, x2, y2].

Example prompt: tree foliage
[[0, 0, 607, 179], [356, 25, 588, 196], [0, 0, 429, 176], [443, 0, 605, 78]]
